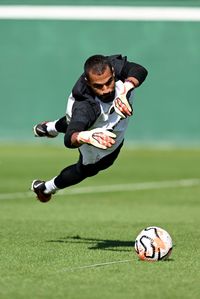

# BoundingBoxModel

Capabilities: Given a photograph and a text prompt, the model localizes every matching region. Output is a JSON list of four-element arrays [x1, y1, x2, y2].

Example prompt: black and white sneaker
[[33, 121, 58, 138], [31, 180, 52, 202]]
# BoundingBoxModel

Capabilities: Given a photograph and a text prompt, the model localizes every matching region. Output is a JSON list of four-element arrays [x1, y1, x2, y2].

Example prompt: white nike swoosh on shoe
[[31, 180, 44, 191], [34, 183, 43, 188], [36, 128, 45, 133]]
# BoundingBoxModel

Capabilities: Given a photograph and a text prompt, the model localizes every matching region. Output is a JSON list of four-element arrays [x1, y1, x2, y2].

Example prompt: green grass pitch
[[0, 144, 200, 299]]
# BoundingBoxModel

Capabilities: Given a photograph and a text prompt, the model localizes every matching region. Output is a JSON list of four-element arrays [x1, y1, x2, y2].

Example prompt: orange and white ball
[[135, 226, 173, 262]]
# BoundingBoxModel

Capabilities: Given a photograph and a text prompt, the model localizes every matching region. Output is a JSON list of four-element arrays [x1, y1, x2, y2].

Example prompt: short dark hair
[[84, 55, 112, 80]]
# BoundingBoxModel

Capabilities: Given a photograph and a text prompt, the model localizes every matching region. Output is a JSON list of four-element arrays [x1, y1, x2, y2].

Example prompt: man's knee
[[80, 164, 100, 177]]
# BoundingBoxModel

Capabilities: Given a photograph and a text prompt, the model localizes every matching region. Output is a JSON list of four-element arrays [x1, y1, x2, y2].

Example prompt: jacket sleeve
[[121, 60, 148, 85], [64, 100, 101, 148], [108, 54, 148, 85]]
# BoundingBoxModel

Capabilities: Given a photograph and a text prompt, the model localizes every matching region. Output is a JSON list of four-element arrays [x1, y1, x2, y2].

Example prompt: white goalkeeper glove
[[113, 80, 135, 118], [77, 128, 116, 150]]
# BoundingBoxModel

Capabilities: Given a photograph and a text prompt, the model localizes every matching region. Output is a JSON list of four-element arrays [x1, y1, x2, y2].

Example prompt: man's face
[[86, 66, 115, 102]]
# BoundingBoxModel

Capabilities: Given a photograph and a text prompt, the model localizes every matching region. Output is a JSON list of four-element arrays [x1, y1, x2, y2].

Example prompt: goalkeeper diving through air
[[31, 54, 148, 202]]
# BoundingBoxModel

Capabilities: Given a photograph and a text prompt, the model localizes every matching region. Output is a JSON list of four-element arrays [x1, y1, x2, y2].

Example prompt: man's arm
[[70, 129, 116, 150], [125, 76, 139, 88], [65, 103, 116, 150], [113, 60, 148, 118], [64, 100, 101, 148], [109, 55, 148, 86], [121, 61, 148, 86]]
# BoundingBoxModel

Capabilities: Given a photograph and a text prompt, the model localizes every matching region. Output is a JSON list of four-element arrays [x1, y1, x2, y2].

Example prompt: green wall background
[[0, 11, 200, 145], [1, 0, 200, 6]]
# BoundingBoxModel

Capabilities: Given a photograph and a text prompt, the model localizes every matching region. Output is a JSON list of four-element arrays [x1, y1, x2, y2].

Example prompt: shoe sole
[[33, 125, 41, 137], [31, 179, 36, 191], [31, 179, 39, 191]]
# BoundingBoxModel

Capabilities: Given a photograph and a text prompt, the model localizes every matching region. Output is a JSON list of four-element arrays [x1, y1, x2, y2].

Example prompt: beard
[[98, 90, 116, 103]]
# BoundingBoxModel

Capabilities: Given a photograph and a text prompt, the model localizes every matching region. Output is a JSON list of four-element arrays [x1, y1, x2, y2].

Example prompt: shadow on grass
[[47, 235, 135, 252]]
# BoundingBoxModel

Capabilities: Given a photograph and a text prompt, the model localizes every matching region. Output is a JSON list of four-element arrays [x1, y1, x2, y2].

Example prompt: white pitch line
[[58, 259, 134, 272], [0, 178, 200, 200], [64, 178, 200, 195], [0, 6, 200, 21]]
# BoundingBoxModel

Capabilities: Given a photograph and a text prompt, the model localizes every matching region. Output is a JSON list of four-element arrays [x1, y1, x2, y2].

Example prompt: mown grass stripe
[[0, 178, 200, 200]]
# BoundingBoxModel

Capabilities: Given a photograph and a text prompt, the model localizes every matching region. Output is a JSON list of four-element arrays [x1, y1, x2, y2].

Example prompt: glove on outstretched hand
[[113, 80, 134, 118], [77, 128, 116, 150]]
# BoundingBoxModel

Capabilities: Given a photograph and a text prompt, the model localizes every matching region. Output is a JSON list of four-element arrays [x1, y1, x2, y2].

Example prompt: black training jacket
[[64, 54, 148, 148]]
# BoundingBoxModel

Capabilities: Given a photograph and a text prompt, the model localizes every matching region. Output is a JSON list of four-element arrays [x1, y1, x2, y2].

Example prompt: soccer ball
[[134, 226, 173, 262]]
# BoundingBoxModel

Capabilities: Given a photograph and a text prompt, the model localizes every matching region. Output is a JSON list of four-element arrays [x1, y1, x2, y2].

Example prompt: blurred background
[[0, 0, 200, 146]]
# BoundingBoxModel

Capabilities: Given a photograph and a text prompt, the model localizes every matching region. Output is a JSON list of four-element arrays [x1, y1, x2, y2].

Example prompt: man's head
[[84, 55, 115, 102]]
